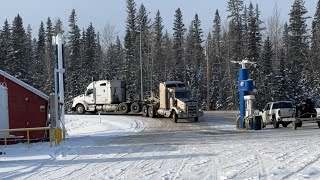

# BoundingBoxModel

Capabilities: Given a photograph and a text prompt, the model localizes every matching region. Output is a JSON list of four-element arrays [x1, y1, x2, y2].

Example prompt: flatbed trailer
[[282, 117, 320, 130]]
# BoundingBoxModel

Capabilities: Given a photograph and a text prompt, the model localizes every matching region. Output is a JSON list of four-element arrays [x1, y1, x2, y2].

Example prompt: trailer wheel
[[131, 102, 141, 113], [76, 104, 85, 114], [273, 118, 279, 128], [119, 103, 129, 114], [148, 106, 156, 118], [142, 105, 149, 117], [173, 111, 178, 123]]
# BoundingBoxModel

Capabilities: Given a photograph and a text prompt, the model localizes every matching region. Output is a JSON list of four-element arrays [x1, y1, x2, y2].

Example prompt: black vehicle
[[295, 98, 317, 127]]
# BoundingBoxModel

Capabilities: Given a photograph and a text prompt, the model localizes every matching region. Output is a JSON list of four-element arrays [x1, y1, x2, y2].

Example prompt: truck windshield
[[175, 91, 191, 99], [273, 102, 293, 109]]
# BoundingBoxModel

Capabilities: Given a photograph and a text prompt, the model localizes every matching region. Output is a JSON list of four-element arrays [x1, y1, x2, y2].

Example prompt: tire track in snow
[[281, 153, 320, 179]]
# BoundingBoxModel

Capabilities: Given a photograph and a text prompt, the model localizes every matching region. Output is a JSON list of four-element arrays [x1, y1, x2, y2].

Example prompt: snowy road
[[1, 112, 320, 180]]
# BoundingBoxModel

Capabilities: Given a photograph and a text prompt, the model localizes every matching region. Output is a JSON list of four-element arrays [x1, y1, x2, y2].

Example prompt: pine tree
[[162, 31, 174, 80], [66, 9, 82, 109], [172, 8, 186, 82], [25, 24, 34, 86], [136, 4, 152, 96], [0, 19, 11, 72], [84, 23, 97, 81], [54, 18, 64, 36], [10, 14, 28, 82], [192, 14, 205, 103], [124, 0, 138, 100], [44, 17, 54, 94], [227, 0, 244, 109], [35, 21, 46, 90], [211, 10, 225, 110], [152, 10, 164, 93], [287, 0, 310, 103], [310, 0, 320, 105], [257, 37, 273, 107]]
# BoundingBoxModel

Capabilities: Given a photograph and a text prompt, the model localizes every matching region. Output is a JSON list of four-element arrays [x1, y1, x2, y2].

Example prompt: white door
[[262, 103, 271, 123], [0, 85, 9, 137]]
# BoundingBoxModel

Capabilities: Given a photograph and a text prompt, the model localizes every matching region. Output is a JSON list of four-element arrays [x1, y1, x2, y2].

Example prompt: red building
[[0, 70, 49, 141]]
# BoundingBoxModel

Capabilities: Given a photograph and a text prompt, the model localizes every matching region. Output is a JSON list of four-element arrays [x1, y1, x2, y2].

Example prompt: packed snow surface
[[1, 112, 320, 180]]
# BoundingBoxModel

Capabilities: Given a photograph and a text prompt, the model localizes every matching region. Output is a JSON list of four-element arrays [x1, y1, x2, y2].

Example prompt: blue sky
[[0, 0, 317, 39]]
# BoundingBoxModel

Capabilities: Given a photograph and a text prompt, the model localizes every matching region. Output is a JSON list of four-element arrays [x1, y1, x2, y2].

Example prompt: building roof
[[0, 69, 49, 101]]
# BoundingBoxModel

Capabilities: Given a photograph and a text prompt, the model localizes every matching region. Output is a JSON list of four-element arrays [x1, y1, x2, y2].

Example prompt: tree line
[[1, 0, 320, 111]]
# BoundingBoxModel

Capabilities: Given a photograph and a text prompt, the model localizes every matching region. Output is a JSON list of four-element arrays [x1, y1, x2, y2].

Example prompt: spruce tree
[[44, 17, 54, 93], [172, 8, 186, 82], [10, 14, 28, 82], [84, 23, 97, 81], [0, 19, 11, 72], [25, 24, 34, 86], [287, 0, 310, 103], [35, 21, 46, 90], [162, 31, 174, 80], [54, 18, 64, 36], [124, 0, 138, 100], [66, 9, 81, 109], [152, 10, 164, 93], [136, 4, 152, 95]]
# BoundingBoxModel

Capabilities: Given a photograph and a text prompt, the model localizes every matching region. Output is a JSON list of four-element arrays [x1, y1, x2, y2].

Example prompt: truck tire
[[142, 105, 149, 117], [297, 122, 302, 127], [148, 106, 156, 118], [317, 122, 320, 128], [76, 104, 85, 114], [173, 111, 178, 123], [282, 122, 288, 128], [119, 103, 129, 114], [194, 117, 199, 122], [131, 102, 141, 113], [273, 117, 279, 128]]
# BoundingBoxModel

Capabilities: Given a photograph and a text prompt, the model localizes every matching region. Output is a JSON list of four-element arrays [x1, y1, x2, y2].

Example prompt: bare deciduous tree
[[101, 21, 118, 52], [266, 2, 283, 66]]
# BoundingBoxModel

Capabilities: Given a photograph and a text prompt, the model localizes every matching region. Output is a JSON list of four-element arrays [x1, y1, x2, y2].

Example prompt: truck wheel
[[142, 105, 149, 117], [148, 106, 156, 118], [131, 102, 141, 113], [317, 122, 320, 128], [173, 111, 178, 123], [119, 103, 129, 114], [76, 104, 85, 114], [282, 122, 288, 128], [297, 122, 302, 127], [273, 118, 279, 128]]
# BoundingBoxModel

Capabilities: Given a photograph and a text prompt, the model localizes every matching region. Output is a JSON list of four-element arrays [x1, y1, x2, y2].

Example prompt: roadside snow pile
[[65, 114, 145, 137]]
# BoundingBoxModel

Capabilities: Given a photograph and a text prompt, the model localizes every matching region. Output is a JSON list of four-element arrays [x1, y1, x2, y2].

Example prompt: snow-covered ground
[[1, 112, 320, 180]]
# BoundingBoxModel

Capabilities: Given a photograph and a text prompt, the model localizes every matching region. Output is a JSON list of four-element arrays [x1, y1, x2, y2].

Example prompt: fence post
[[27, 129, 30, 148]]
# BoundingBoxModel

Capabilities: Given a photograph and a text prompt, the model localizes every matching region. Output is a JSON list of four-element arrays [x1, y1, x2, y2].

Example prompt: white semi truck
[[71, 80, 202, 122]]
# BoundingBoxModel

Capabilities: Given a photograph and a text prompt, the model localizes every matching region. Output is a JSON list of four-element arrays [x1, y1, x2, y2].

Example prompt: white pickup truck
[[260, 101, 295, 128]]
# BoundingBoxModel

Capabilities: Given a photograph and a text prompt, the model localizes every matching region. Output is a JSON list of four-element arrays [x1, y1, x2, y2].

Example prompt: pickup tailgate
[[279, 108, 294, 118]]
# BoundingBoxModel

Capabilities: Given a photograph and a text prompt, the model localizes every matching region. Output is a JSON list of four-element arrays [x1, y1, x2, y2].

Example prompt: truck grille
[[187, 105, 197, 114]]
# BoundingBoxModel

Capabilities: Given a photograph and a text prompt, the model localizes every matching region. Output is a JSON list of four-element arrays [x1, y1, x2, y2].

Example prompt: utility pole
[[206, 41, 211, 111]]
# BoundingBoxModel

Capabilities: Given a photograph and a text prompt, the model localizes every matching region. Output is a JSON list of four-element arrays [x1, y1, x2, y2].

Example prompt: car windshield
[[273, 102, 293, 109], [175, 91, 191, 99]]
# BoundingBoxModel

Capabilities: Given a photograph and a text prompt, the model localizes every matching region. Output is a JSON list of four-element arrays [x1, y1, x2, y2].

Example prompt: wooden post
[[27, 129, 30, 148]]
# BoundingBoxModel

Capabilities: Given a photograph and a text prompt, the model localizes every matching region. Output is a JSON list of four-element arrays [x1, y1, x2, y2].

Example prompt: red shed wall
[[0, 75, 48, 140]]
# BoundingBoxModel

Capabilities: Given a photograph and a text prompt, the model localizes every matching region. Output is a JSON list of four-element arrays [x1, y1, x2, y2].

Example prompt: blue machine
[[232, 59, 256, 129]]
